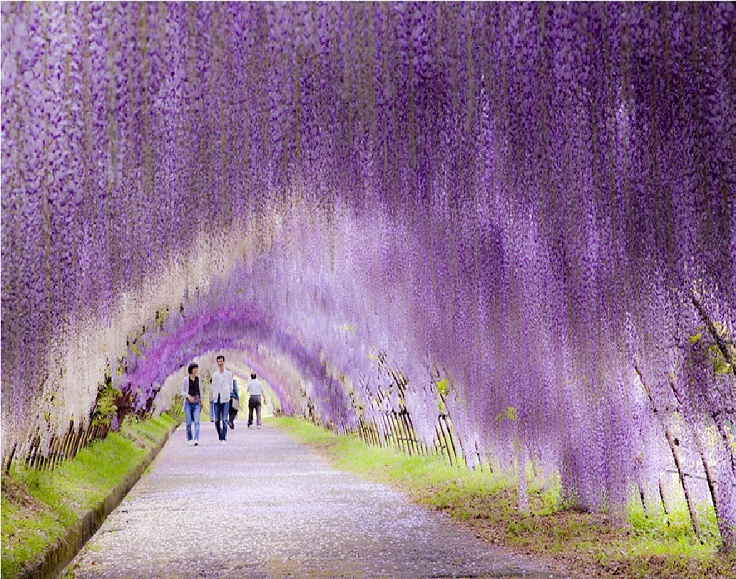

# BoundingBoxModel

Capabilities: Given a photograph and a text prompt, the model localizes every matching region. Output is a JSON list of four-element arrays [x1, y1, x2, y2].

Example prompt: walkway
[[67, 421, 572, 579]]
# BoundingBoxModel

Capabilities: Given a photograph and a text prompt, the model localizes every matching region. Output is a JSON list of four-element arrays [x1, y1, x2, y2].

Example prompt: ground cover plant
[[273, 417, 736, 579], [0, 413, 177, 579]]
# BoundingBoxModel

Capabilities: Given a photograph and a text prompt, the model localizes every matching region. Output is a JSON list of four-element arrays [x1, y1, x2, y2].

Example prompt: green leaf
[[689, 333, 702, 345], [495, 406, 518, 422], [436, 378, 450, 396], [714, 361, 732, 375]]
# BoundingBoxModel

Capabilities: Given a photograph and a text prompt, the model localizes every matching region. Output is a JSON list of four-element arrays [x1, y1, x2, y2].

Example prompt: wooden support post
[[442, 415, 460, 465], [691, 292, 735, 374], [691, 292, 736, 475], [81, 419, 95, 450], [401, 415, 415, 455], [58, 430, 70, 467], [4, 442, 17, 474], [45, 434, 56, 471], [382, 414, 395, 449], [24, 437, 34, 467], [26, 435, 39, 468], [53, 434, 63, 470], [406, 414, 426, 456], [667, 378, 721, 516], [396, 412, 412, 455], [72, 424, 84, 458], [61, 423, 74, 463], [32, 436, 44, 469], [373, 418, 384, 447], [636, 364, 702, 541], [436, 419, 453, 465], [637, 481, 647, 513], [404, 413, 421, 455], [371, 421, 380, 447], [390, 413, 406, 454], [659, 477, 670, 516], [668, 379, 733, 549]]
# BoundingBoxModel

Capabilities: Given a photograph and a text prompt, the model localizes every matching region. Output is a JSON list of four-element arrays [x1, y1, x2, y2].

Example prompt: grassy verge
[[1, 413, 179, 579], [270, 417, 736, 579]]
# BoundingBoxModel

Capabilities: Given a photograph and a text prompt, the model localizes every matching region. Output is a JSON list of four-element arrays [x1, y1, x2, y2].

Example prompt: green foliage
[[0, 492, 62, 579], [91, 370, 121, 428], [1, 414, 176, 579], [433, 379, 451, 412], [272, 417, 734, 579], [709, 344, 733, 375], [689, 321, 735, 375], [154, 307, 170, 330], [495, 406, 518, 422], [628, 499, 722, 547], [435, 378, 450, 396]]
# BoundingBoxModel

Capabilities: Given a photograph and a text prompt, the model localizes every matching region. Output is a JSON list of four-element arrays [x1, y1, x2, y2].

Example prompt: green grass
[[1, 412, 179, 579], [271, 416, 736, 579]]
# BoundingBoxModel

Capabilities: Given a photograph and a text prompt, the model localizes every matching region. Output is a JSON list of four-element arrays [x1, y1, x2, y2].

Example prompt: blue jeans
[[214, 398, 230, 441], [184, 400, 201, 441]]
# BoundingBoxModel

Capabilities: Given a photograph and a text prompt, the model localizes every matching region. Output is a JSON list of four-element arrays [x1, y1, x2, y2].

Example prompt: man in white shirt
[[247, 372, 267, 429], [211, 355, 234, 443]]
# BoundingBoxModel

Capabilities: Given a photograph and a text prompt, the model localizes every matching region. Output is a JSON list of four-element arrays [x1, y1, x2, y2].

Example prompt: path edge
[[17, 421, 180, 579]]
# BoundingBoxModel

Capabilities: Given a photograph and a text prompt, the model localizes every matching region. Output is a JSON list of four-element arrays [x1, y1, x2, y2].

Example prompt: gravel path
[[66, 421, 572, 579]]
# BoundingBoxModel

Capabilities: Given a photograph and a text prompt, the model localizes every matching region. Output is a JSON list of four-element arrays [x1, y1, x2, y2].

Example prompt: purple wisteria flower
[[1, 2, 734, 549]]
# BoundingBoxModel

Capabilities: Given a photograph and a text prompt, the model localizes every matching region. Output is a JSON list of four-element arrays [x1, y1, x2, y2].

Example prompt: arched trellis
[[2, 2, 734, 550], [4, 290, 465, 475]]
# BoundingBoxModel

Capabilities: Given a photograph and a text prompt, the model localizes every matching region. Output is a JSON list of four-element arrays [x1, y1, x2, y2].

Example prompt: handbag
[[230, 398, 240, 411]]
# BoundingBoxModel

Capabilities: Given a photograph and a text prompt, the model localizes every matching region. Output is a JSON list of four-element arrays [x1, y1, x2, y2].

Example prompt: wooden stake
[[4, 442, 17, 474], [635, 364, 702, 541]]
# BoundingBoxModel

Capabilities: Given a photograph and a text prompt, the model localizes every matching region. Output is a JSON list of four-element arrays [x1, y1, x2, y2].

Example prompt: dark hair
[[216, 355, 225, 362], [188, 363, 198, 375], [251, 372, 257, 379]]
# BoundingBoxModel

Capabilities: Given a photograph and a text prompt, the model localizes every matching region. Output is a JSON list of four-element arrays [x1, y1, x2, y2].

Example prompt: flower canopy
[[2, 2, 735, 546]]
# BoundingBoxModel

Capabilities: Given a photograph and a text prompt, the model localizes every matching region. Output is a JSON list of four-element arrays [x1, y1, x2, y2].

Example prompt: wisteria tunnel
[[2, 1, 735, 555]]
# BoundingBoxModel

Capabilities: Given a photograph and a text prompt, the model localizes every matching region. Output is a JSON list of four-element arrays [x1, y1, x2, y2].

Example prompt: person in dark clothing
[[181, 363, 203, 446], [228, 378, 239, 429], [246, 372, 267, 428]]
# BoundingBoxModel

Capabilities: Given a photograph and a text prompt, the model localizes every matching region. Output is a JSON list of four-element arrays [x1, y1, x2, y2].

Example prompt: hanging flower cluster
[[2, 3, 735, 548]]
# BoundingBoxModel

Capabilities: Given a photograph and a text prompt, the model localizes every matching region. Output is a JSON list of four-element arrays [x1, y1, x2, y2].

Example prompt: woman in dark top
[[181, 363, 203, 446]]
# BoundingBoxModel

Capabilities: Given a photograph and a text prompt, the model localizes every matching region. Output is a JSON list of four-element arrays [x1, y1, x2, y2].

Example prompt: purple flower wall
[[2, 3, 735, 546]]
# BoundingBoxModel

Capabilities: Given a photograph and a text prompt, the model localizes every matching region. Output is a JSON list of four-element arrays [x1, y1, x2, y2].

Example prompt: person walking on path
[[209, 385, 215, 423], [211, 355, 233, 444], [181, 363, 203, 446], [228, 378, 239, 429], [247, 372, 267, 429]]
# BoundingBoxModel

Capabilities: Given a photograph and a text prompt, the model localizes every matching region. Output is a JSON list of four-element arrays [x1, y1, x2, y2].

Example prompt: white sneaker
[[257, 425, 262, 429], [194, 440, 199, 446], [188, 440, 194, 446]]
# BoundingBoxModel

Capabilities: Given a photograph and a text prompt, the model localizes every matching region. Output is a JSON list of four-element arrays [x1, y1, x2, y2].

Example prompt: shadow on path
[[66, 421, 572, 578]]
